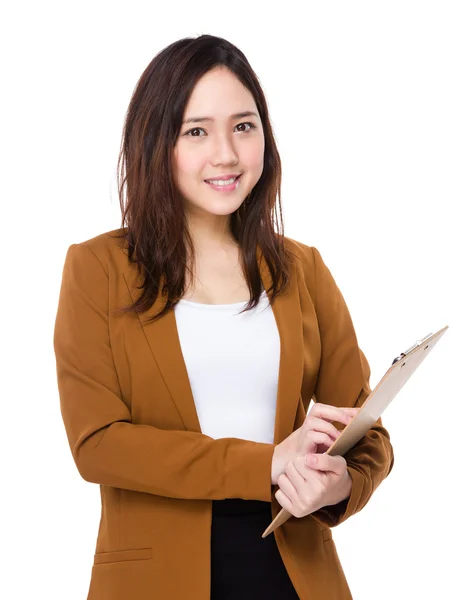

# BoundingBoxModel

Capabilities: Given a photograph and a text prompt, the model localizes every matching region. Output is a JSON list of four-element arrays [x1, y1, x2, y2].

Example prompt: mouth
[[204, 174, 242, 191]]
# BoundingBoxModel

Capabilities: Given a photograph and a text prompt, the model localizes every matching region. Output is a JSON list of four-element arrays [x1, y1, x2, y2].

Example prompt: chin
[[186, 192, 248, 216], [200, 199, 245, 216]]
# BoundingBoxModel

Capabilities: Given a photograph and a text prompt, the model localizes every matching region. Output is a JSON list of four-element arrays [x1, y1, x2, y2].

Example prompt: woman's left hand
[[275, 453, 352, 518]]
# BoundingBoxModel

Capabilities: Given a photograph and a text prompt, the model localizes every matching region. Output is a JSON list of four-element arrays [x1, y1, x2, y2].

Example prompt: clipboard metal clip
[[391, 332, 433, 365]]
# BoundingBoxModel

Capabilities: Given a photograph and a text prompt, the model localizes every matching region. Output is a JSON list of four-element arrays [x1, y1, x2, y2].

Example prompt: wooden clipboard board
[[262, 325, 449, 538]]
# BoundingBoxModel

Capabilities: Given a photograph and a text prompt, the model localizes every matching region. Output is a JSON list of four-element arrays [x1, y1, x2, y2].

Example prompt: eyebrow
[[182, 111, 259, 125]]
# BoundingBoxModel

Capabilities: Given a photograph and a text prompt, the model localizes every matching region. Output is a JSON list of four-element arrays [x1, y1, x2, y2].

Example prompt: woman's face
[[173, 66, 265, 220]]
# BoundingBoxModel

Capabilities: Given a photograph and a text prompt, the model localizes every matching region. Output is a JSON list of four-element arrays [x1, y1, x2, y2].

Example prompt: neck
[[185, 213, 237, 252]]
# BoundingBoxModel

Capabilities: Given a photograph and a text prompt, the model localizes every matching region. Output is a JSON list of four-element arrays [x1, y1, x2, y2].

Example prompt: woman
[[54, 34, 394, 600]]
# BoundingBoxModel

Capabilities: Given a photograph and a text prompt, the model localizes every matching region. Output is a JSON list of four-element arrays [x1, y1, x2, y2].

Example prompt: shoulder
[[282, 235, 341, 311], [65, 227, 129, 272], [282, 234, 327, 281]]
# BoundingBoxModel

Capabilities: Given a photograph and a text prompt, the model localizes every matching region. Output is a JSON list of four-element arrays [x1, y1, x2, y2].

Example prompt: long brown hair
[[111, 34, 294, 323]]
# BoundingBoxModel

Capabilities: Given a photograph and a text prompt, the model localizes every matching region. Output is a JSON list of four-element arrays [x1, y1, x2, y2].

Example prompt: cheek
[[242, 139, 265, 171], [175, 146, 205, 179]]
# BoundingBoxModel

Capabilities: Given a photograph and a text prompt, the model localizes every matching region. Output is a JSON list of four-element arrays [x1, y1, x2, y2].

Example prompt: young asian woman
[[53, 34, 394, 600]]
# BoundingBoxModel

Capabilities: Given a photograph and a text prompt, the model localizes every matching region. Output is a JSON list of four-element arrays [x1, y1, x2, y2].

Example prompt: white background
[[2, 1, 475, 598]]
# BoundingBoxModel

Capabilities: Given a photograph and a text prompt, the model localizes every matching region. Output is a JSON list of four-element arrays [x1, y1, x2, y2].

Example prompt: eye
[[183, 122, 257, 137], [185, 127, 206, 137], [235, 122, 256, 133]]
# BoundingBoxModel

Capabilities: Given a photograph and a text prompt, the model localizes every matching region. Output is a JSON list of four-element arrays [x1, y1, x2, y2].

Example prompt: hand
[[275, 453, 352, 518], [297, 403, 360, 454], [271, 403, 359, 484]]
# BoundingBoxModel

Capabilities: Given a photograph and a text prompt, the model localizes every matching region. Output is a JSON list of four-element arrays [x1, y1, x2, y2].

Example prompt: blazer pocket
[[94, 547, 153, 566]]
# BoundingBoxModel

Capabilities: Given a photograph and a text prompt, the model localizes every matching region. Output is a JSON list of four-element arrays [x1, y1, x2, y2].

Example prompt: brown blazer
[[53, 228, 394, 600]]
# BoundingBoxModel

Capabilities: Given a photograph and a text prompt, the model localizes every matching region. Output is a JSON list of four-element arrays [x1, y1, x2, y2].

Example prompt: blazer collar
[[122, 244, 303, 445]]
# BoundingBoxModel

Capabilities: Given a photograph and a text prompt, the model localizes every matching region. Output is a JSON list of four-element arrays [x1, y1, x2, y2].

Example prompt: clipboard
[[262, 325, 449, 538]]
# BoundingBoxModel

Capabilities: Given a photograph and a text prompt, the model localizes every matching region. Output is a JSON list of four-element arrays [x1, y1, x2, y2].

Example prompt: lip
[[205, 174, 242, 192], [204, 173, 241, 182]]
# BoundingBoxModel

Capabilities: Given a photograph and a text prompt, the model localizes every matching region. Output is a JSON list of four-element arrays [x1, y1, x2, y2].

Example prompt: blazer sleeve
[[53, 243, 276, 502], [309, 246, 394, 528]]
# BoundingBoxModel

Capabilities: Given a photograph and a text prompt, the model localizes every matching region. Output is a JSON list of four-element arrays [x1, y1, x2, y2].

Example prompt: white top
[[174, 290, 280, 443]]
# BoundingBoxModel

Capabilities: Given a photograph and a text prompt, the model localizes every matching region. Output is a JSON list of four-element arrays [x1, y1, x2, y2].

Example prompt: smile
[[204, 174, 242, 191]]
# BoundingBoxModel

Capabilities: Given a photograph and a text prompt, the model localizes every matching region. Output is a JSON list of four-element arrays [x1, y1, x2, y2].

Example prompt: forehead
[[184, 67, 257, 119]]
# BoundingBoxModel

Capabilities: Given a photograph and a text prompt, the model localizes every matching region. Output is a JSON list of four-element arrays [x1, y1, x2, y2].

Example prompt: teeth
[[207, 176, 238, 186]]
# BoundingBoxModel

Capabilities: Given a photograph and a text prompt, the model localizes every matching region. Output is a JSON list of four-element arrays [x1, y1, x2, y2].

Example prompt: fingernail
[[306, 455, 317, 467]]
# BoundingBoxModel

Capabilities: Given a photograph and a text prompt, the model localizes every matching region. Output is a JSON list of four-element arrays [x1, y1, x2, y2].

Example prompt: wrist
[[342, 469, 352, 501], [271, 444, 284, 485]]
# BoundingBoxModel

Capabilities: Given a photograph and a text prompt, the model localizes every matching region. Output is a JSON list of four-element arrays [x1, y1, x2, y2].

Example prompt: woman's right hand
[[271, 403, 359, 484]]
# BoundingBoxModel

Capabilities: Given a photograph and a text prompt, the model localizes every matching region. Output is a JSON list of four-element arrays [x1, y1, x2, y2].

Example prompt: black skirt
[[210, 498, 300, 600]]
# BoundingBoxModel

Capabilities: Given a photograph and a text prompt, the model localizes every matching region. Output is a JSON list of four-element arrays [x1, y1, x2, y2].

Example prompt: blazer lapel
[[122, 245, 304, 445]]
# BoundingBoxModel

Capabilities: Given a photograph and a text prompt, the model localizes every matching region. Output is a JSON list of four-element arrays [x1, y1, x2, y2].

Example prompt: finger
[[290, 454, 325, 484], [310, 403, 359, 426], [311, 403, 360, 421], [305, 453, 347, 475], [303, 416, 342, 440], [312, 402, 360, 416], [284, 458, 307, 487], [304, 430, 335, 453], [277, 472, 298, 498], [343, 407, 360, 415], [275, 488, 294, 513]]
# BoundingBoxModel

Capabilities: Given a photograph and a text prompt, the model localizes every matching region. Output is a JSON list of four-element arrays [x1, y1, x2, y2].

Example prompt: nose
[[210, 132, 239, 166]]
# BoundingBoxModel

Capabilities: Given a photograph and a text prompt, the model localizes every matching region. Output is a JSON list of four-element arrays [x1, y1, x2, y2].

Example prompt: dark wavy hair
[[111, 34, 294, 323]]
